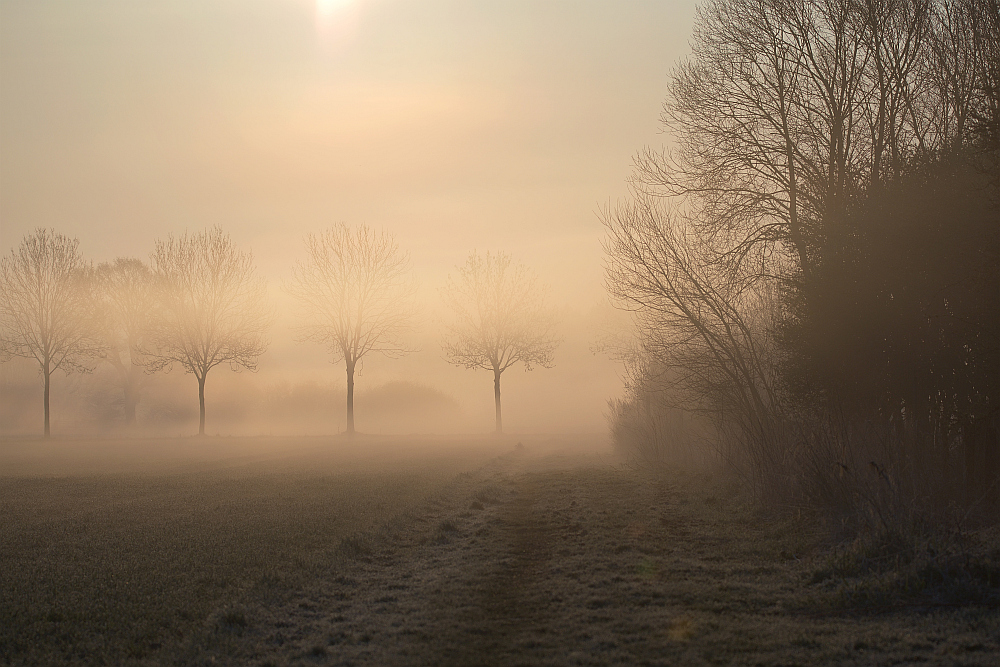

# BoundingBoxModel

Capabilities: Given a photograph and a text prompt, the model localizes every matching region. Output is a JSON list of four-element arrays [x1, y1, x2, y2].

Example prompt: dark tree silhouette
[[286, 224, 414, 434], [606, 0, 1000, 509], [784, 154, 1000, 500], [638, 0, 974, 284], [442, 252, 558, 434], [145, 227, 270, 435], [0, 229, 101, 436]]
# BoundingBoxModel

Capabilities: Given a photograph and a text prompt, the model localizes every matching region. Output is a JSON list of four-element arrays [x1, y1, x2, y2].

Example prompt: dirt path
[[180, 449, 1000, 666]]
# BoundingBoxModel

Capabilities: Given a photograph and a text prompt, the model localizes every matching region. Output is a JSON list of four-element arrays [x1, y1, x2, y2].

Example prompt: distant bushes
[[259, 380, 463, 435], [607, 363, 712, 469]]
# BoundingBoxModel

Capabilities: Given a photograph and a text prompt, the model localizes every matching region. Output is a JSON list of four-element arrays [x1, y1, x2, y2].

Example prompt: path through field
[[179, 446, 1000, 666]]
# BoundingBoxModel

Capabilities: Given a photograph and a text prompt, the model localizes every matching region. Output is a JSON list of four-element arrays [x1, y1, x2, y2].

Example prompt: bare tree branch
[[0, 228, 102, 436], [286, 223, 415, 434], [92, 258, 155, 425], [143, 227, 271, 435], [441, 251, 559, 433]]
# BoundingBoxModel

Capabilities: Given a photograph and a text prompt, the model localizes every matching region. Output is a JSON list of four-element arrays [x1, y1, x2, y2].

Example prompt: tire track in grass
[[484, 476, 552, 618], [429, 473, 555, 666]]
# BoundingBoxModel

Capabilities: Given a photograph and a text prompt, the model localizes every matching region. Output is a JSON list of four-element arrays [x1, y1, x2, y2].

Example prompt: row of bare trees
[[1, 225, 558, 437], [0, 228, 270, 436], [605, 0, 999, 518]]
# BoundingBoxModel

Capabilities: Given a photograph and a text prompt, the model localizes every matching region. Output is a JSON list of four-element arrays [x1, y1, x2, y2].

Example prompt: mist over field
[[0, 301, 625, 438], [2, 0, 998, 665], [0, 0, 677, 441]]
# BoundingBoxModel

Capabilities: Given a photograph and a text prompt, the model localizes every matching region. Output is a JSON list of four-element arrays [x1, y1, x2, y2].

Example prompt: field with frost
[[1, 435, 997, 666]]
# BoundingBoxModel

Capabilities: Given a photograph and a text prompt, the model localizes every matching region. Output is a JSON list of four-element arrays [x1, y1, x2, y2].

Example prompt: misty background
[[0, 0, 699, 436]]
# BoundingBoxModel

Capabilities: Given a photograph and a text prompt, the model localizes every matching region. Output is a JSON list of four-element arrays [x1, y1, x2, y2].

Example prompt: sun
[[315, 0, 359, 42], [316, 0, 354, 22]]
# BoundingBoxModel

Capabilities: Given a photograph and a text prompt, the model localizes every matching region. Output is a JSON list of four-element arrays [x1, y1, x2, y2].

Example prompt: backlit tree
[[442, 252, 558, 434], [286, 224, 414, 434], [0, 229, 101, 436], [92, 258, 155, 425], [145, 227, 271, 435]]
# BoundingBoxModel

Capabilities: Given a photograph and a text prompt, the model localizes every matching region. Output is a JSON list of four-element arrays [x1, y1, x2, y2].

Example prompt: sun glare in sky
[[0, 0, 699, 435], [317, 0, 354, 15], [316, 0, 357, 39]]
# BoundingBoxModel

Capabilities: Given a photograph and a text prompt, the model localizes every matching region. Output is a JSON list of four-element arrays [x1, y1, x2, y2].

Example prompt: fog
[[4, 3, 999, 665], [0, 0, 698, 438], [0, 303, 628, 436]]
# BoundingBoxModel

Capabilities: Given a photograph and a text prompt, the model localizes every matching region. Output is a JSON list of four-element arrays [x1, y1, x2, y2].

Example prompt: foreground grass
[[807, 524, 1000, 612], [0, 435, 509, 666], [169, 453, 1000, 666], [2, 437, 997, 666]]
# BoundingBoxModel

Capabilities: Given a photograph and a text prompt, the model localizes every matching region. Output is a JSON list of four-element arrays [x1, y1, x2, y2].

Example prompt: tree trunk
[[346, 360, 356, 434], [43, 360, 51, 438], [198, 373, 207, 436], [111, 356, 137, 425], [494, 368, 503, 434]]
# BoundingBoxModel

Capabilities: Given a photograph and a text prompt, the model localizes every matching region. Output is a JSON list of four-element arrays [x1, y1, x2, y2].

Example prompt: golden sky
[[0, 0, 698, 434]]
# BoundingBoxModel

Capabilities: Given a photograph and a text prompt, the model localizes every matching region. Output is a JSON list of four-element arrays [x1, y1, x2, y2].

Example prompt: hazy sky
[[1, 0, 699, 434]]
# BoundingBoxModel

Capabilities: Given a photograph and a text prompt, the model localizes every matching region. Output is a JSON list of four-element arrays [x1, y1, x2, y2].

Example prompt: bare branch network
[[92, 258, 156, 424], [285, 223, 415, 433], [143, 227, 272, 434], [287, 223, 415, 365], [0, 228, 101, 370], [145, 227, 271, 378], [442, 251, 558, 375], [442, 251, 559, 433], [0, 229, 103, 436], [603, 0, 999, 504]]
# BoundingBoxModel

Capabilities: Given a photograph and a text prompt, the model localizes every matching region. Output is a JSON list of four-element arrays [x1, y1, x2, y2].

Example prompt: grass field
[[0, 435, 513, 666], [2, 435, 998, 666]]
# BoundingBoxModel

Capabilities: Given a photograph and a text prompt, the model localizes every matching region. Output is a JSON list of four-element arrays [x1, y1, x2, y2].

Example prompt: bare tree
[[609, 0, 998, 507], [0, 229, 101, 436], [927, 0, 1000, 157], [442, 251, 558, 434], [286, 224, 414, 434], [145, 227, 270, 435], [926, 0, 981, 149], [641, 0, 938, 285], [603, 194, 784, 484], [964, 0, 1000, 153], [92, 258, 154, 425]]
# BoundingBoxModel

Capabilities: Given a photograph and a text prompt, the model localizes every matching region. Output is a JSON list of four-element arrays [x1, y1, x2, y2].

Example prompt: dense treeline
[[0, 226, 558, 436], [605, 0, 999, 524]]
